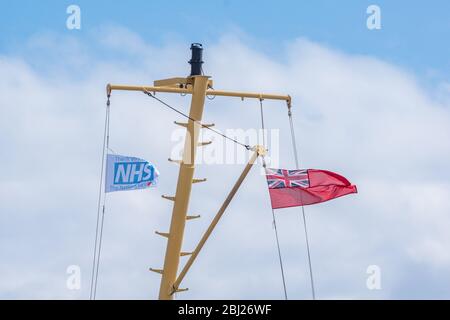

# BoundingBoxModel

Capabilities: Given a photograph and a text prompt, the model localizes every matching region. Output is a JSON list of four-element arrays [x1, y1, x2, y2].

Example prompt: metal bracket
[[162, 195, 176, 201], [149, 268, 164, 275], [155, 231, 170, 238], [180, 252, 193, 257], [172, 287, 189, 294], [168, 158, 182, 164], [154, 77, 213, 89], [174, 121, 188, 128]]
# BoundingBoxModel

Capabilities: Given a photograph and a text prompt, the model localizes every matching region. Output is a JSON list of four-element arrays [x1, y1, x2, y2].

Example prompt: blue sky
[[1, 1, 450, 300], [1, 0, 449, 81]]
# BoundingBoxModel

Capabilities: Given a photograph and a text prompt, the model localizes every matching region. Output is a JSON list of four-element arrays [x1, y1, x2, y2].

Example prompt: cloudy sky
[[1, 1, 449, 300]]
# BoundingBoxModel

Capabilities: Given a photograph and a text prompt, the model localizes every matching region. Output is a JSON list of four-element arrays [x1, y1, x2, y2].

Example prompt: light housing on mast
[[189, 43, 203, 76]]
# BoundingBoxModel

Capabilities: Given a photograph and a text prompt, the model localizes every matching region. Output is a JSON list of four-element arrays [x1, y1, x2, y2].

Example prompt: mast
[[158, 44, 210, 299], [106, 43, 291, 300]]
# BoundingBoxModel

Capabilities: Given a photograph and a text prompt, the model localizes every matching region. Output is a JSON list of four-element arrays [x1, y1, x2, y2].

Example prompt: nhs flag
[[105, 154, 159, 193]]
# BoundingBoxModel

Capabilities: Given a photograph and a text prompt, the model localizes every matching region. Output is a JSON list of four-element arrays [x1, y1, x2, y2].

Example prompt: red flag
[[266, 168, 357, 209]]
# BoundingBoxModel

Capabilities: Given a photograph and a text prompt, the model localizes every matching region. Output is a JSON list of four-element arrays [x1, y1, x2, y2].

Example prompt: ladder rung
[[192, 178, 207, 184], [149, 268, 163, 275], [174, 121, 188, 128], [168, 158, 182, 164], [155, 231, 170, 238], [162, 195, 175, 201], [198, 141, 212, 146], [187, 215, 201, 220], [174, 121, 215, 129], [180, 252, 193, 257]]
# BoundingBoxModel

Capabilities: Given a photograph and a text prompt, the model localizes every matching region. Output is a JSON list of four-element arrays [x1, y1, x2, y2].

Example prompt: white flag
[[105, 154, 159, 193]]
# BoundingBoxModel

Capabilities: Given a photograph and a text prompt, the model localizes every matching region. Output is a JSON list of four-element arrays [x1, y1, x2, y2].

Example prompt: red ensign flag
[[266, 168, 357, 209]]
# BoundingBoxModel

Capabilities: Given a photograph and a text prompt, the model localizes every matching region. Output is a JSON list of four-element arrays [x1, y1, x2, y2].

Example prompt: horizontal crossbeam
[[107, 84, 291, 103]]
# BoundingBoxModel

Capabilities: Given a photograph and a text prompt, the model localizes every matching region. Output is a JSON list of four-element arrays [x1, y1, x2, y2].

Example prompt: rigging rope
[[258, 99, 288, 300], [269, 203, 288, 300], [259, 99, 266, 147], [93, 200, 107, 299], [90, 95, 110, 300], [287, 103, 316, 300], [143, 90, 250, 150]]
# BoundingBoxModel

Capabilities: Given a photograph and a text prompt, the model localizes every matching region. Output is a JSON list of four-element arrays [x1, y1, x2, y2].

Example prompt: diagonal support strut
[[170, 145, 266, 295]]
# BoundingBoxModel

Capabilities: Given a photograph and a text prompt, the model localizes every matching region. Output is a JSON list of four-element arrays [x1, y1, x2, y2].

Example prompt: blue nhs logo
[[114, 162, 155, 185]]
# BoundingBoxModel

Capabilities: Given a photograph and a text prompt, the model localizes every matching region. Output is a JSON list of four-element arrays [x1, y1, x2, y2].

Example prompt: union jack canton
[[266, 168, 310, 189]]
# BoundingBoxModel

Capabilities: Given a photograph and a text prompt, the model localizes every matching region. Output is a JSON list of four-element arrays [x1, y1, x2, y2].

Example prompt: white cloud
[[1, 27, 450, 299]]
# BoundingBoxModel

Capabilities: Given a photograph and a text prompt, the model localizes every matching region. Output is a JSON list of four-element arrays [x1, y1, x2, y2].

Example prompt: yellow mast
[[106, 43, 291, 300], [157, 75, 210, 299]]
